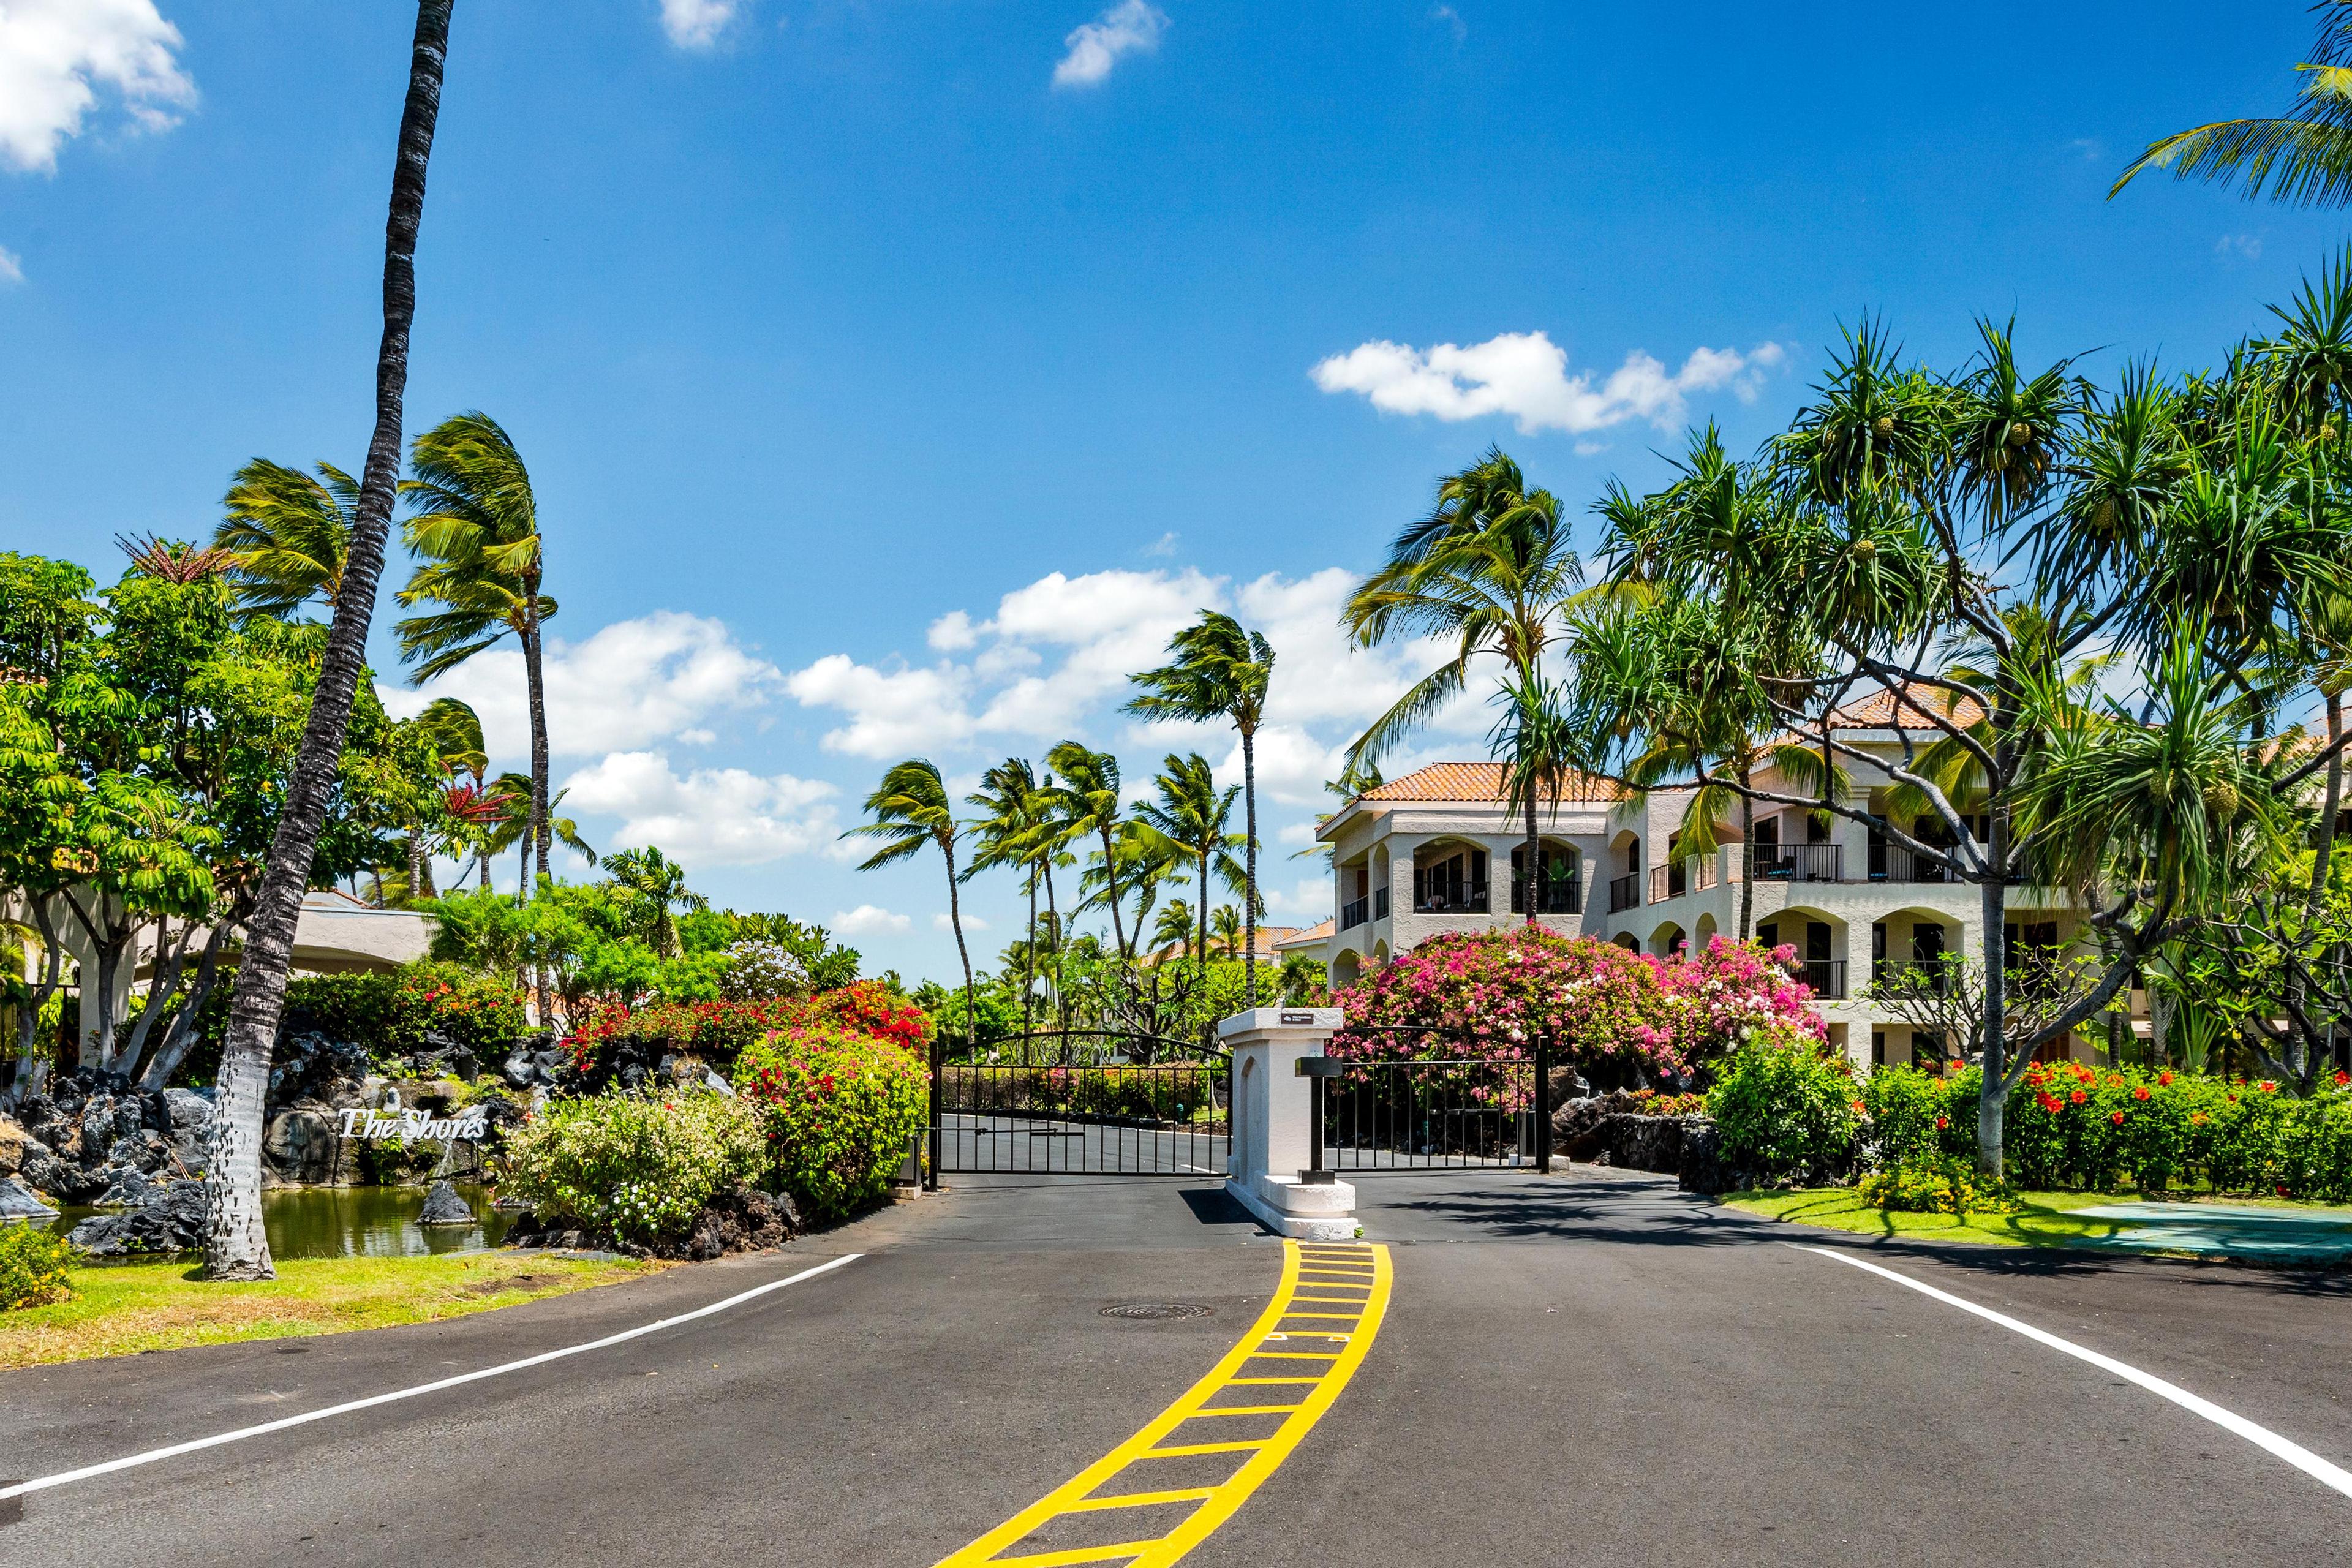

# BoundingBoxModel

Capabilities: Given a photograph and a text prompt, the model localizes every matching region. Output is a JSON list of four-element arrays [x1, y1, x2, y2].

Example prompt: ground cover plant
[[1, 1222, 76, 1311]]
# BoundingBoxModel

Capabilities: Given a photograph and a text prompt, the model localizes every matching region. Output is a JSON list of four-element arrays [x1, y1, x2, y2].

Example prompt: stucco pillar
[[1221, 1006, 1357, 1241]]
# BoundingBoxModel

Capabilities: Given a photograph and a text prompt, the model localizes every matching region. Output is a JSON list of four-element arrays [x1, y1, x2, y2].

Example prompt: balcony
[[1413, 883, 1489, 915], [1510, 876, 1583, 915], [1340, 895, 1370, 931], [1871, 958, 1955, 998], [1787, 957, 1849, 1000], [1374, 886, 1390, 920], [1648, 862, 1688, 903], [1749, 843, 1845, 883], [1608, 872, 1640, 913], [1868, 844, 1953, 883]]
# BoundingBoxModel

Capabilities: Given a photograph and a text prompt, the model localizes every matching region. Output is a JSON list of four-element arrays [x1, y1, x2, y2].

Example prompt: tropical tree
[[2112, 4, 2352, 209], [206, 0, 454, 1282], [1044, 742, 1135, 961], [963, 756, 1051, 1034], [212, 459, 360, 621], [600, 845, 707, 958], [1132, 751, 1245, 966], [395, 411, 555, 896], [1125, 612, 1277, 1003], [489, 772, 594, 893], [1208, 903, 1244, 958], [1150, 899, 1199, 960], [848, 760, 974, 1033], [1485, 668, 1595, 928]]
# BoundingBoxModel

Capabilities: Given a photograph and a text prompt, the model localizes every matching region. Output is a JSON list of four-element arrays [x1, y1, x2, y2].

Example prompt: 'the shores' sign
[[336, 1090, 487, 1143]]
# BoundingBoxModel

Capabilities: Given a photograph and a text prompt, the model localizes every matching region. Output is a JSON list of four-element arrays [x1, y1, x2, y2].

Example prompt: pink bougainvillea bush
[[1645, 937, 1830, 1065], [1329, 927, 1684, 1088]]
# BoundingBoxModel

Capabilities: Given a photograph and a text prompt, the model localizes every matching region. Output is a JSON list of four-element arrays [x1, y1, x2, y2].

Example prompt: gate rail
[[925, 1030, 1232, 1183]]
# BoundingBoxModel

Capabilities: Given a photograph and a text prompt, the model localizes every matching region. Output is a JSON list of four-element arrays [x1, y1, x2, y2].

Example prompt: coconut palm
[[2112, 5, 2352, 209], [212, 459, 360, 621], [600, 845, 707, 959], [396, 411, 556, 900], [207, 0, 454, 1283], [488, 773, 594, 894], [1125, 613, 1277, 1003], [1044, 742, 1136, 961], [1208, 903, 1244, 958], [1150, 898, 1198, 961], [847, 760, 974, 1034], [1131, 752, 1246, 968], [964, 757, 1052, 1033]]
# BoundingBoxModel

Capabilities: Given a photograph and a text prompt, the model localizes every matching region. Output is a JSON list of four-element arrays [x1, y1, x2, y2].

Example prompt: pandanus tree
[[212, 459, 360, 622], [1125, 613, 1276, 1003], [207, 0, 455, 1281], [848, 760, 974, 1036]]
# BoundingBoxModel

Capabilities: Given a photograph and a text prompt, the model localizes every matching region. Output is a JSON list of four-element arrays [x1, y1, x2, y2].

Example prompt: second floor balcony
[[1510, 875, 1582, 915], [1341, 895, 1370, 930], [1608, 872, 1640, 913]]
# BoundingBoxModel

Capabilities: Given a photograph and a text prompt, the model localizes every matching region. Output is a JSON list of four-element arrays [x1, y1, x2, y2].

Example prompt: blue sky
[[2, 1, 2345, 982]]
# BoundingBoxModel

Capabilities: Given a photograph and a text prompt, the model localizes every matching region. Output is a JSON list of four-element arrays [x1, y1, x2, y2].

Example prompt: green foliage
[[1705, 1031, 1862, 1182], [734, 1025, 928, 1221], [497, 1087, 771, 1244], [1858, 1154, 2017, 1215], [1, 1223, 75, 1311]]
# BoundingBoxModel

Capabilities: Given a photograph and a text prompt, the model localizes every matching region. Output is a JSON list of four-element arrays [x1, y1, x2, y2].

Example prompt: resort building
[[1313, 692, 2115, 1068]]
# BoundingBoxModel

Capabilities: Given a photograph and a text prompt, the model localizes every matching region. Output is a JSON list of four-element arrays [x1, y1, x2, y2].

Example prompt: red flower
[[1934, 1116, 1948, 1129], [2110, 1110, 2125, 1125], [2259, 1080, 2278, 1094], [2132, 1086, 2150, 1101], [2158, 1071, 2173, 1086], [2337, 1071, 2351, 1089], [2069, 1089, 2087, 1105]]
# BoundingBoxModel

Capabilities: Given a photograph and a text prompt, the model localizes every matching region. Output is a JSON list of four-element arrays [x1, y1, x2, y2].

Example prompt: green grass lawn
[[1725, 1187, 2144, 1249], [1, 1251, 660, 1370]]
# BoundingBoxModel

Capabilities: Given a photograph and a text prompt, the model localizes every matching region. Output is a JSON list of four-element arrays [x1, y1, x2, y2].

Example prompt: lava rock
[[0, 1175, 58, 1221], [263, 1107, 349, 1185], [68, 1178, 208, 1256], [417, 1179, 476, 1226], [0, 1114, 28, 1177], [20, 1142, 107, 1204], [94, 1166, 160, 1208], [1677, 1118, 1730, 1195]]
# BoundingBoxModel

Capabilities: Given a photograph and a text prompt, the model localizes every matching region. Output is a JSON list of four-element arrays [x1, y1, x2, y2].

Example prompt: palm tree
[[488, 772, 594, 894], [1150, 898, 1198, 960], [1208, 903, 1243, 958], [964, 757, 1050, 1034], [407, 695, 486, 897], [601, 845, 706, 957], [847, 760, 974, 1035], [212, 459, 360, 621], [1125, 612, 1278, 1003], [1487, 668, 1593, 927], [206, 0, 454, 1283], [1044, 742, 1136, 961], [2112, 5, 2352, 209], [396, 411, 556, 900], [1131, 751, 1245, 968]]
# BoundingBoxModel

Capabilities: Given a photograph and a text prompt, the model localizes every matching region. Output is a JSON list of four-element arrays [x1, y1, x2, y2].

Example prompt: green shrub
[[1859, 1063, 1960, 1167], [1705, 1030, 1860, 1182], [938, 1064, 1226, 1125], [1858, 1154, 2015, 1215], [1, 1223, 75, 1311], [497, 1087, 771, 1244], [735, 1023, 928, 1221]]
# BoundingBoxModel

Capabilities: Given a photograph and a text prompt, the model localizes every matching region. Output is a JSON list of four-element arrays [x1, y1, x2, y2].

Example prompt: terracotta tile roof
[[1355, 762, 1621, 805], [1823, 682, 1988, 731], [1272, 919, 1333, 951]]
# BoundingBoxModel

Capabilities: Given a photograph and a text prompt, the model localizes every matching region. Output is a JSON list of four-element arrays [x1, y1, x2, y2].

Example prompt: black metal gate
[[925, 1031, 1232, 1182], [1320, 1056, 1539, 1172]]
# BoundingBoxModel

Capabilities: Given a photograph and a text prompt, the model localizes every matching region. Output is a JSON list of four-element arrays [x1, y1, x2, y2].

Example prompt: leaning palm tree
[[405, 695, 486, 895], [601, 845, 707, 958], [1125, 613, 1277, 1003], [964, 757, 1051, 1034], [1131, 752, 1245, 966], [213, 459, 361, 620], [396, 411, 556, 899], [2112, 4, 2352, 209], [206, 0, 454, 1283], [846, 760, 974, 1036], [1044, 742, 1135, 961]]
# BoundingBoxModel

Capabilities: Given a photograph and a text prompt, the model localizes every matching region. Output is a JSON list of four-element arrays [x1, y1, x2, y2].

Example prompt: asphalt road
[[5, 1170, 2350, 1567]]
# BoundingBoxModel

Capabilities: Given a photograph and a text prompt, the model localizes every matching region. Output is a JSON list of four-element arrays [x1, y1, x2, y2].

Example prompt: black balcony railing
[[1869, 843, 1952, 883], [1374, 886, 1390, 920], [1414, 883, 1490, 914], [1788, 958, 1848, 1000], [1608, 872, 1640, 913], [1510, 876, 1582, 915], [1340, 895, 1370, 931], [1749, 843, 1845, 883]]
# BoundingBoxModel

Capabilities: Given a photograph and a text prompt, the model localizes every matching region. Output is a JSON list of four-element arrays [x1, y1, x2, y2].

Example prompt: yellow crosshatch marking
[[931, 1240, 1393, 1568]]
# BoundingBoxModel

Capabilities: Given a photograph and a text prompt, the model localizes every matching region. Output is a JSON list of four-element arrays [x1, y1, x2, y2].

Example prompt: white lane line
[[1791, 1244, 2352, 1501], [0, 1252, 864, 1503]]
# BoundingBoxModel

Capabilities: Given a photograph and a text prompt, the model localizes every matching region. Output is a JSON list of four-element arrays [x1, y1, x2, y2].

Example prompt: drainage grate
[[1099, 1302, 1213, 1321]]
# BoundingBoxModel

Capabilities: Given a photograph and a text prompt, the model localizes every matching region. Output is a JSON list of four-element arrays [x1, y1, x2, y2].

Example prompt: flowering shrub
[[734, 1022, 928, 1220], [1858, 1153, 2015, 1215], [1706, 1031, 1861, 1182], [1, 1223, 75, 1311], [1625, 1089, 1708, 1117], [565, 981, 929, 1074], [1331, 928, 1682, 1096], [497, 1087, 771, 1245], [257, 963, 525, 1066], [1646, 938, 1830, 1066]]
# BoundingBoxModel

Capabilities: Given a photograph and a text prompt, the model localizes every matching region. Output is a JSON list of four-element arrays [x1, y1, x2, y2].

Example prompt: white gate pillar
[[1219, 1006, 1357, 1241]]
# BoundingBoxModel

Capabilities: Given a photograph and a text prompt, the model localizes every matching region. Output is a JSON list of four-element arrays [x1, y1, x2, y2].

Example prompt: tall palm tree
[[396, 411, 556, 899], [1125, 612, 1278, 1003], [407, 694, 485, 896], [601, 845, 705, 958], [847, 760, 974, 1035], [2112, 4, 2352, 209], [1131, 751, 1245, 965], [212, 459, 360, 621], [1208, 903, 1244, 958], [1487, 669, 1591, 927], [206, 0, 454, 1283], [488, 772, 594, 894], [1044, 742, 1135, 962], [964, 757, 1050, 1034]]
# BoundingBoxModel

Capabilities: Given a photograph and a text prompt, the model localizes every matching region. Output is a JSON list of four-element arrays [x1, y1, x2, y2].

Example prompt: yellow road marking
[[932, 1240, 1393, 1568]]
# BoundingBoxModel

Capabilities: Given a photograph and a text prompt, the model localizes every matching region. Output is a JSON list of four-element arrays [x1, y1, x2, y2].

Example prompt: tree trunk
[[1975, 808, 2011, 1179], [1523, 788, 1540, 927], [478, 847, 491, 891], [1242, 726, 1259, 1006], [944, 839, 974, 1044], [205, 0, 451, 1283], [1098, 827, 1131, 960], [1737, 770, 1755, 941], [1041, 859, 1066, 1038], [524, 614, 551, 891], [1021, 865, 1036, 1036], [1197, 846, 1210, 964], [138, 915, 235, 1092]]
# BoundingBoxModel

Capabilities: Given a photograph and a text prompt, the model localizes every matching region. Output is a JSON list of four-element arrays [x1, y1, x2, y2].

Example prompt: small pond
[[51, 1183, 516, 1261]]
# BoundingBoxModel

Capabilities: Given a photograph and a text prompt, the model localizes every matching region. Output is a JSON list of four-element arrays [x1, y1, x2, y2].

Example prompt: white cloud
[[834, 904, 911, 937], [0, 0, 195, 174], [563, 750, 840, 869], [382, 611, 779, 761], [785, 654, 977, 759], [1431, 5, 1466, 42], [1052, 0, 1166, 89], [659, 0, 742, 48], [0, 244, 20, 285], [937, 912, 989, 932], [1145, 531, 1179, 557], [928, 609, 979, 651], [1310, 330, 1785, 435], [2217, 233, 2263, 262]]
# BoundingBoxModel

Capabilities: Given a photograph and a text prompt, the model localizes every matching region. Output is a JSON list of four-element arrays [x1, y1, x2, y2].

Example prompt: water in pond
[[50, 1184, 515, 1261]]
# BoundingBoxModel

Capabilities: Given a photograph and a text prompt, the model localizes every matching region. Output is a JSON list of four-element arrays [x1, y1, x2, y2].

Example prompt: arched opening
[[1412, 838, 1490, 915], [1330, 948, 1362, 991], [1370, 940, 1390, 970], [1338, 854, 1374, 932], [1866, 907, 1967, 1011], [1755, 907, 1848, 1000], [1605, 829, 1642, 914], [1694, 912, 1719, 950], [1648, 921, 1687, 961], [1510, 839, 1583, 916], [1612, 932, 1640, 952]]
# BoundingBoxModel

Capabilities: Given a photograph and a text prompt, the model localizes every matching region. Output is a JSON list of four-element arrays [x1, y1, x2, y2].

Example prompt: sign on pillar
[[1218, 1006, 1358, 1241]]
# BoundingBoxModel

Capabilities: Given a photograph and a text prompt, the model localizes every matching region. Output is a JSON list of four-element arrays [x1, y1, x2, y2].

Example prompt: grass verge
[[1, 1252, 661, 1371], [1723, 1187, 2137, 1249]]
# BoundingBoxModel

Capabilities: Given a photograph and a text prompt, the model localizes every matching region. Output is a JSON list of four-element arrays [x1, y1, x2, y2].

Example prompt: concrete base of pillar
[[1224, 1174, 1361, 1241]]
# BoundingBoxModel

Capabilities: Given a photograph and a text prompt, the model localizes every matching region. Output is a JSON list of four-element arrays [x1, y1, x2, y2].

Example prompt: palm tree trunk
[[478, 846, 491, 891], [1242, 726, 1259, 1006], [1523, 789, 1539, 927], [205, 0, 452, 1283], [522, 614, 552, 1026], [1098, 827, 1131, 960], [1737, 769, 1755, 941], [944, 839, 975, 1044], [1977, 806, 2011, 1179], [407, 829, 424, 902], [1022, 865, 1036, 1036], [1041, 858, 1066, 1037]]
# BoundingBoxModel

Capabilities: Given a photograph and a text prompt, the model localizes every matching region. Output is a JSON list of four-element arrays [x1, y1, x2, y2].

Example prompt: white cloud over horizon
[[658, 0, 743, 48], [834, 904, 912, 937], [563, 750, 840, 869], [1052, 0, 1166, 89], [0, 244, 21, 285], [1310, 330, 1785, 435], [0, 0, 194, 174]]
